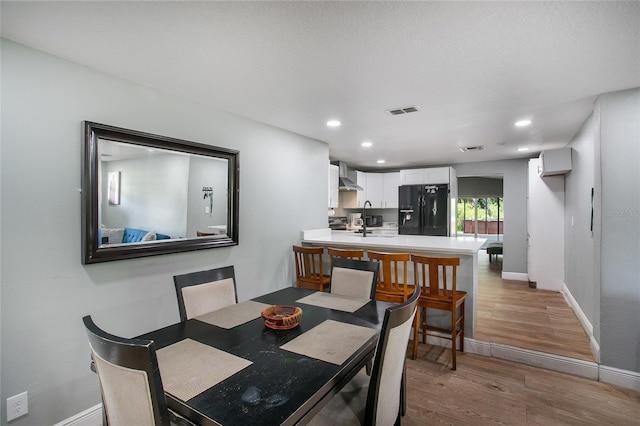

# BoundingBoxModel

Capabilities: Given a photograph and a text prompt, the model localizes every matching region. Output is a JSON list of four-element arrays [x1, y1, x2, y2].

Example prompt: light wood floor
[[401, 251, 640, 424], [404, 344, 640, 425], [474, 251, 595, 361]]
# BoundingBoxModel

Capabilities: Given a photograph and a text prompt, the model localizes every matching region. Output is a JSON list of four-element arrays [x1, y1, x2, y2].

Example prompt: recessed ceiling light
[[377, 159, 385, 164], [361, 141, 372, 147], [326, 120, 341, 127], [515, 120, 532, 127], [516, 147, 530, 152]]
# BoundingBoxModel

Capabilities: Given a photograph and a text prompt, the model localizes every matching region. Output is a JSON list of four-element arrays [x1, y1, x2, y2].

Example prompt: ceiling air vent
[[387, 105, 420, 116], [459, 145, 485, 152]]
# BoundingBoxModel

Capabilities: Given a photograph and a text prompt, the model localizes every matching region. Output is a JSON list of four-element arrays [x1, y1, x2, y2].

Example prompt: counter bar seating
[[173, 265, 238, 321], [293, 245, 330, 291], [327, 247, 365, 263], [310, 287, 420, 425], [82, 316, 194, 426], [366, 251, 412, 303], [410, 254, 466, 370]]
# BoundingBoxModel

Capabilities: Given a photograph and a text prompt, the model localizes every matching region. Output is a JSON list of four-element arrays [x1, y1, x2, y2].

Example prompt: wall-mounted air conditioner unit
[[539, 148, 572, 177]]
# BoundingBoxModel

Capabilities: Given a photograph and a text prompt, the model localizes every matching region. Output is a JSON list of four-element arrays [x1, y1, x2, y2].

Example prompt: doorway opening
[[457, 197, 504, 246]]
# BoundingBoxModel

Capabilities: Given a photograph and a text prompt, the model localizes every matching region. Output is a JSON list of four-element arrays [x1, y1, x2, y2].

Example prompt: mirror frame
[[81, 121, 239, 264]]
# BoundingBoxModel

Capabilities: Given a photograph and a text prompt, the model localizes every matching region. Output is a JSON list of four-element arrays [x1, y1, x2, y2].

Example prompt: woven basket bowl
[[261, 305, 303, 330]]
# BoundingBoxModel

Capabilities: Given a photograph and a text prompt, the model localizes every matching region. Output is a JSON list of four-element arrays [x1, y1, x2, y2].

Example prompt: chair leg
[[460, 300, 465, 353], [411, 308, 420, 360], [451, 306, 457, 370], [401, 363, 407, 416], [421, 307, 427, 344]]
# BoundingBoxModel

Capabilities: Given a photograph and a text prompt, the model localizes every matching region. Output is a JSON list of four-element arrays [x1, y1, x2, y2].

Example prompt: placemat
[[157, 338, 252, 401], [195, 300, 271, 329], [296, 292, 370, 313], [280, 320, 377, 365]]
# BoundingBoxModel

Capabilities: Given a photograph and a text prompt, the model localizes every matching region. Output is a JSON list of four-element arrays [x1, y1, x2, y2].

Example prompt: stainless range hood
[[336, 161, 363, 191]]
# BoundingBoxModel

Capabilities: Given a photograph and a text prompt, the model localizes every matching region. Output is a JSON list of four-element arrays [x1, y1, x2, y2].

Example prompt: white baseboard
[[561, 284, 601, 362], [464, 338, 599, 380], [501, 272, 529, 281], [599, 365, 640, 392], [53, 403, 102, 426], [463, 338, 640, 392]]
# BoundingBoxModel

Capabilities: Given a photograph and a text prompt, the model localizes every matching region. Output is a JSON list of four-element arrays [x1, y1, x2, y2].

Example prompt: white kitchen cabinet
[[399, 168, 425, 185], [399, 167, 451, 185], [383, 172, 400, 208], [328, 164, 339, 208], [366, 173, 384, 208], [425, 167, 450, 184], [355, 171, 368, 208]]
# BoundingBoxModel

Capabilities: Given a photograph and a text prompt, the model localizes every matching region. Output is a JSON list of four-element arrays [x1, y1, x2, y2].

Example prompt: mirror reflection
[[98, 140, 229, 245], [82, 121, 239, 264]]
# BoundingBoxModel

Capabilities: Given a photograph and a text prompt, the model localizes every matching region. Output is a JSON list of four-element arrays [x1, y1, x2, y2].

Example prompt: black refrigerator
[[398, 184, 449, 236]]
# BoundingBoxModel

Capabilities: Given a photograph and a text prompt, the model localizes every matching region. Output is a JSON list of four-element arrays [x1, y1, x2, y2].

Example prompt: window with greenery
[[457, 197, 504, 235]]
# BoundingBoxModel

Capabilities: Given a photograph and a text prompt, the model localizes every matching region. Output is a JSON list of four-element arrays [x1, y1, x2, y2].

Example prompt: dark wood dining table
[[137, 287, 394, 425]]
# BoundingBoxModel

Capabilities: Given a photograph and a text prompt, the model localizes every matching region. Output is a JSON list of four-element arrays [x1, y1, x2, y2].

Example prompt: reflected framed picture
[[108, 171, 121, 205]]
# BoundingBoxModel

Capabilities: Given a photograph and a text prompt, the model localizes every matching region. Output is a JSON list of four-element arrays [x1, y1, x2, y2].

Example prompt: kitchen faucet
[[362, 200, 372, 237]]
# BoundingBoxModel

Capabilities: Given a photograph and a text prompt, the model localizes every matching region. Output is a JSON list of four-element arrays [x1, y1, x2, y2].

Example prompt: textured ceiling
[[2, 1, 639, 170]]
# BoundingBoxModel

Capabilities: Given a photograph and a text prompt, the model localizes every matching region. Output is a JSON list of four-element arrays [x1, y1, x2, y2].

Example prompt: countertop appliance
[[328, 216, 348, 230], [398, 184, 450, 236]]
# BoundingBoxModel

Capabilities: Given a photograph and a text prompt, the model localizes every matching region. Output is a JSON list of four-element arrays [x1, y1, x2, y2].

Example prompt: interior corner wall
[[597, 88, 640, 373], [453, 159, 529, 276], [564, 110, 600, 347], [0, 39, 328, 425]]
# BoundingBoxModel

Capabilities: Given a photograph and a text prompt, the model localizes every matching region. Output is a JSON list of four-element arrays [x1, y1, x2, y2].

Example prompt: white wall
[[102, 154, 190, 237], [0, 39, 328, 425], [597, 88, 640, 372], [565, 110, 599, 345], [186, 156, 229, 237]]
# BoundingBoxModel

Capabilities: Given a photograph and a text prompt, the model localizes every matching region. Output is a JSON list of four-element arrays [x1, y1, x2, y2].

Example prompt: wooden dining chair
[[330, 257, 379, 300], [309, 287, 420, 425], [410, 254, 466, 370], [293, 245, 330, 291], [327, 247, 365, 263], [83, 316, 195, 426], [366, 251, 412, 303], [173, 265, 238, 321]]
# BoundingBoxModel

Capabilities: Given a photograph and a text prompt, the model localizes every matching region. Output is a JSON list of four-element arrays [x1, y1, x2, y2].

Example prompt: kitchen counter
[[317, 229, 483, 255], [301, 228, 486, 338]]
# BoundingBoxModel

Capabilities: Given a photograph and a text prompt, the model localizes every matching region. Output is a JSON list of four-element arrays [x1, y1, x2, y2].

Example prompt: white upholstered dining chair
[[173, 265, 238, 321], [309, 287, 420, 425], [330, 257, 379, 300], [83, 316, 195, 426]]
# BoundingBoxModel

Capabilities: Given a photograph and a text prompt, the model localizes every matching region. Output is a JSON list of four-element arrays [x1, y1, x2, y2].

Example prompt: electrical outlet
[[6, 391, 28, 422]]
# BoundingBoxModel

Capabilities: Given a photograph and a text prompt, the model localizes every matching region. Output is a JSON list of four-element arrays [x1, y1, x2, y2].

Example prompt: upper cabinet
[[342, 171, 400, 209], [328, 164, 339, 208], [399, 167, 453, 185], [382, 172, 400, 208], [366, 173, 384, 208]]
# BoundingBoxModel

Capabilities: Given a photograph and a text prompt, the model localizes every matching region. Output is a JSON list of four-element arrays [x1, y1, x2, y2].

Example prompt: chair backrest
[[365, 287, 420, 425], [173, 266, 238, 321], [327, 247, 365, 262], [83, 315, 170, 426], [330, 257, 379, 300], [411, 254, 460, 297], [293, 245, 326, 286], [366, 251, 411, 301]]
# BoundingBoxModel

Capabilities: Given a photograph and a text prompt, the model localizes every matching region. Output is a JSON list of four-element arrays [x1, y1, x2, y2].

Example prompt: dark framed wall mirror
[[82, 121, 239, 264]]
